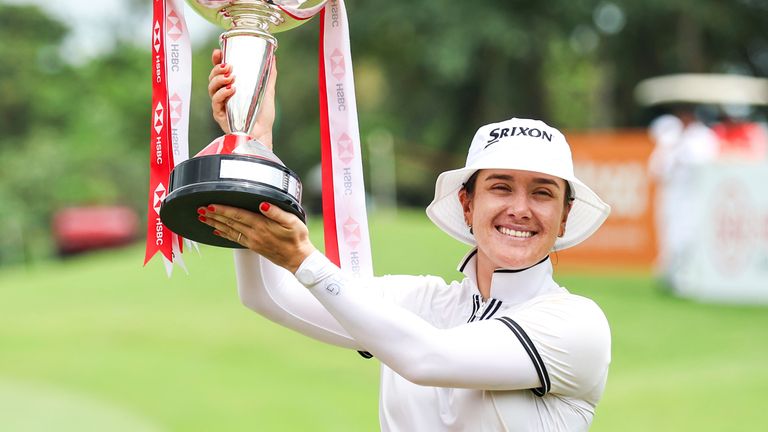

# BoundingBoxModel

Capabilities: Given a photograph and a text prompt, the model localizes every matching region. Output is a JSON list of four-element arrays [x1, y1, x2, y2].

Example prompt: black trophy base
[[160, 154, 305, 248]]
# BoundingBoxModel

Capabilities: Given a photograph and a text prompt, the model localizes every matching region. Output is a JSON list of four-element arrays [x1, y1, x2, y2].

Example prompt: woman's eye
[[491, 184, 511, 191], [534, 190, 554, 197]]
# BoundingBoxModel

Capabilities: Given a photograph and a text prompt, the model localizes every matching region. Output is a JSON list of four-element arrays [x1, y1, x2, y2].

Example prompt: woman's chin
[[490, 250, 546, 271]]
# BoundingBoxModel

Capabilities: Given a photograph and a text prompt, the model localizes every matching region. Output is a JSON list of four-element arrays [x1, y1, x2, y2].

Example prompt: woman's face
[[459, 169, 572, 270]]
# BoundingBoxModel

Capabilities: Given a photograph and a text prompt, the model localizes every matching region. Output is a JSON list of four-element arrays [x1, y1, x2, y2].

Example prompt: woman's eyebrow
[[531, 178, 561, 189], [483, 173, 515, 182], [483, 174, 561, 189]]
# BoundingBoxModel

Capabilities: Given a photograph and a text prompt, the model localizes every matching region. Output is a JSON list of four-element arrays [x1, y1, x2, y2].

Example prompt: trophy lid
[[186, 0, 327, 33]]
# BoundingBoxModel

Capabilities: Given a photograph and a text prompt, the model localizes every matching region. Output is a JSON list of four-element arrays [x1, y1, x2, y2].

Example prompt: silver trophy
[[160, 0, 326, 248]]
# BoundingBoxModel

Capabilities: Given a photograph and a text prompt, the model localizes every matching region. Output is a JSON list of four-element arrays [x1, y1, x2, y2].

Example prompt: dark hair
[[462, 170, 574, 207], [462, 171, 481, 196]]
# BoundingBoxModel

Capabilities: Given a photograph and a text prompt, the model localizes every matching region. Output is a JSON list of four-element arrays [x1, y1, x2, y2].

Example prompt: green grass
[[1, 210, 766, 431]]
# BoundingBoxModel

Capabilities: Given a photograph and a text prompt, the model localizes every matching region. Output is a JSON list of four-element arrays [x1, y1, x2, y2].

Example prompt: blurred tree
[[2, 0, 767, 265], [0, 4, 69, 140], [596, 0, 768, 125], [0, 2, 225, 266], [341, 0, 600, 205], [251, 1, 603, 206], [0, 4, 74, 264]]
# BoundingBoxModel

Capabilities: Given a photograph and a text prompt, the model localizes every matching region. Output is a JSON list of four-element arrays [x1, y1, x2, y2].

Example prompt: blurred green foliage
[[1, 0, 767, 265]]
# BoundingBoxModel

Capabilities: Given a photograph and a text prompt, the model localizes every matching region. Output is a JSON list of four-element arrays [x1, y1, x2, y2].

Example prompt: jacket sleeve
[[500, 296, 611, 399], [299, 251, 543, 390], [234, 249, 361, 349], [234, 249, 440, 351]]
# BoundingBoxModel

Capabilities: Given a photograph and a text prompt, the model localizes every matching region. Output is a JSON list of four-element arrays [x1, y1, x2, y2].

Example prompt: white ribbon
[[320, 0, 373, 278], [162, 0, 193, 275]]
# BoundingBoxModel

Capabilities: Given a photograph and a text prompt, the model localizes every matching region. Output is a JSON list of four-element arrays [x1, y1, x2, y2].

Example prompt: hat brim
[[426, 167, 610, 251]]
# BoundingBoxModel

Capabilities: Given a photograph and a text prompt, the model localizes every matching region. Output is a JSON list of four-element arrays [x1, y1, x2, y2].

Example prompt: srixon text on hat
[[486, 125, 555, 147]]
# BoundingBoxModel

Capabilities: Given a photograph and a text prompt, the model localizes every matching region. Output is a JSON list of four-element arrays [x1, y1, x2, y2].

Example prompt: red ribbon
[[318, 8, 340, 267], [144, 0, 176, 265]]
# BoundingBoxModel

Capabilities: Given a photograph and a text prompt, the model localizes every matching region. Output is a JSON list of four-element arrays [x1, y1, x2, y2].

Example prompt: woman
[[201, 50, 612, 431]]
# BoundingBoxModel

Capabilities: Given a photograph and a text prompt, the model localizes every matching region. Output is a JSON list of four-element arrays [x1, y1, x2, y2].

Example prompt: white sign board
[[671, 163, 768, 303]]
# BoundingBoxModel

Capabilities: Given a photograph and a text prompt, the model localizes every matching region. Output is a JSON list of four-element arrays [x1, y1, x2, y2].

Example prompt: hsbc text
[[155, 217, 164, 245], [336, 83, 346, 111], [155, 54, 162, 83], [349, 251, 360, 276], [343, 167, 353, 196], [155, 136, 163, 165], [330, 0, 340, 27], [170, 44, 180, 72]]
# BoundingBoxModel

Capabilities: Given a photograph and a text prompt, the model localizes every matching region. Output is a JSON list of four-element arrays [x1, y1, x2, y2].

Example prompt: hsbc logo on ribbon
[[153, 183, 167, 215], [330, 49, 345, 81], [169, 93, 182, 126], [343, 217, 361, 248], [153, 20, 162, 53], [166, 9, 183, 41], [154, 101, 164, 134], [337, 133, 354, 164]]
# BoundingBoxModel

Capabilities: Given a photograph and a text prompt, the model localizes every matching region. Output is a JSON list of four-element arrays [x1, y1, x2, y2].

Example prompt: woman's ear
[[458, 188, 473, 226], [559, 201, 573, 237]]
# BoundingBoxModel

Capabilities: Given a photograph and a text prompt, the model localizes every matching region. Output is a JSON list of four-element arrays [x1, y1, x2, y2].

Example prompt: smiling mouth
[[497, 226, 534, 238]]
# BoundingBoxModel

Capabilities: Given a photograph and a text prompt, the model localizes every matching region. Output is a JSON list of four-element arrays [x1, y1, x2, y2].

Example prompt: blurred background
[[1, 0, 767, 431]]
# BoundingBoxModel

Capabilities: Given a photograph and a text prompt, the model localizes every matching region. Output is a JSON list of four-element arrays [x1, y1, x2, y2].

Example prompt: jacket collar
[[457, 248, 564, 305]]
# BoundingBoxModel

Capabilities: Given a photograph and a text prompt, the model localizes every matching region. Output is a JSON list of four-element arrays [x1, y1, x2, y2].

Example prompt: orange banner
[[557, 129, 657, 270]]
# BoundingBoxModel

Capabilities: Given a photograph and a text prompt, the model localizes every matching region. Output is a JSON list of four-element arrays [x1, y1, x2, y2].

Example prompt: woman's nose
[[506, 193, 532, 218]]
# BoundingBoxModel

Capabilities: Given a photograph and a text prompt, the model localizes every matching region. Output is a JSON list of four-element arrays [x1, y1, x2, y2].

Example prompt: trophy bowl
[[160, 0, 324, 248]]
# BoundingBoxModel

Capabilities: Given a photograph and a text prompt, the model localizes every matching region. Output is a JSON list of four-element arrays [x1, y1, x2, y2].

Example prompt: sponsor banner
[[671, 163, 768, 303], [557, 130, 658, 268]]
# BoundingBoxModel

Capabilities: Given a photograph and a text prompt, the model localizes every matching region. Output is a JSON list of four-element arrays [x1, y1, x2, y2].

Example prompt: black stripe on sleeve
[[357, 350, 373, 359], [496, 316, 551, 397]]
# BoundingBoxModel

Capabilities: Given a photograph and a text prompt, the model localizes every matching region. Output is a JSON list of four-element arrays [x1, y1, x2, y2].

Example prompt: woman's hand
[[208, 49, 234, 134], [208, 49, 277, 150], [198, 202, 316, 274]]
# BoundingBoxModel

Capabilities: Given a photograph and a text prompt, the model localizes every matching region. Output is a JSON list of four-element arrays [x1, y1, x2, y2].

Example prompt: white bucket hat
[[426, 118, 610, 251]]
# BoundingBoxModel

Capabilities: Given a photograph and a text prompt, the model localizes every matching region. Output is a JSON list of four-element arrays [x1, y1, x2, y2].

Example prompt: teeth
[[498, 227, 533, 238]]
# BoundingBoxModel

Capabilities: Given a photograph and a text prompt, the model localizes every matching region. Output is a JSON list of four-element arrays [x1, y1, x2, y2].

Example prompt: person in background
[[647, 105, 720, 281], [711, 106, 768, 161]]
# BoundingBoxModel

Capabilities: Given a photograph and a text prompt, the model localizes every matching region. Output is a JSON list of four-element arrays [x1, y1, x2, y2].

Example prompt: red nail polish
[[260, 202, 270, 212], [226, 84, 232, 89], [219, 63, 226, 69], [207, 205, 216, 212], [198, 215, 207, 222], [213, 230, 221, 236], [197, 208, 206, 215]]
